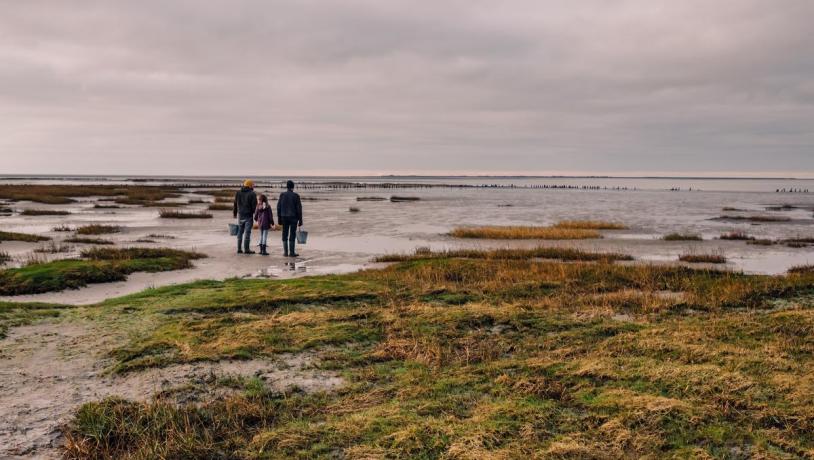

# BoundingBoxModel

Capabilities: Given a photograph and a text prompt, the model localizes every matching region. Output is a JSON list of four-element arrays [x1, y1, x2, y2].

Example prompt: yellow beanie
[[243, 179, 254, 188]]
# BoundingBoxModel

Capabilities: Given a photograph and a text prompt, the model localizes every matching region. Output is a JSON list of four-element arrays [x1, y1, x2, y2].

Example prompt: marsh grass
[[65, 237, 115, 245], [20, 209, 71, 216], [450, 226, 600, 239], [553, 220, 627, 230], [0, 184, 181, 205], [788, 264, 814, 274], [53, 224, 74, 232], [34, 242, 74, 254], [93, 204, 121, 209], [76, 225, 121, 235], [718, 214, 792, 222], [719, 231, 755, 241], [0, 247, 206, 295], [0, 301, 71, 339], [0, 230, 50, 243], [679, 253, 727, 264], [159, 209, 213, 219], [349, 207, 360, 213], [0, 251, 10, 265], [376, 246, 633, 263], [662, 233, 702, 241], [60, 254, 814, 458], [390, 196, 420, 202], [208, 203, 232, 211], [748, 239, 776, 246], [357, 196, 387, 201]]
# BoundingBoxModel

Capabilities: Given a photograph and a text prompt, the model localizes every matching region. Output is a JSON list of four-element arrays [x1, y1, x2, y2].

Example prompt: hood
[[240, 186, 252, 192]]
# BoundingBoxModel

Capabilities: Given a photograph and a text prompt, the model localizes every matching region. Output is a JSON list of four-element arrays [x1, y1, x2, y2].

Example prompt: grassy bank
[[56, 253, 814, 458], [0, 230, 51, 243], [0, 248, 206, 295], [0, 184, 182, 205]]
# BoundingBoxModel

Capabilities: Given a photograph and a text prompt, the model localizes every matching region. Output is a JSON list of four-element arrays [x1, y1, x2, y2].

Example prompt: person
[[277, 180, 303, 257], [254, 194, 274, 256], [233, 179, 257, 254]]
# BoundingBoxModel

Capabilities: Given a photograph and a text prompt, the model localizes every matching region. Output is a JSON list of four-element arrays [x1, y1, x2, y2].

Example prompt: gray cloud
[[1, 0, 812, 176]]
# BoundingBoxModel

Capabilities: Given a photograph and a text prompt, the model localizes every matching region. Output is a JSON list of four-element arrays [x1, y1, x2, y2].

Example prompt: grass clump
[[20, 209, 71, 216], [788, 265, 814, 274], [0, 251, 10, 265], [53, 224, 74, 232], [720, 231, 755, 241], [553, 220, 627, 230], [663, 233, 702, 241], [0, 247, 206, 295], [679, 253, 727, 264], [0, 301, 71, 339], [34, 242, 74, 254], [65, 237, 115, 245], [208, 203, 232, 211], [390, 196, 420, 202], [76, 225, 121, 235], [349, 207, 360, 213], [451, 226, 600, 240], [357, 196, 387, 201], [0, 184, 182, 205], [159, 209, 213, 219], [0, 230, 50, 243], [93, 204, 121, 209], [60, 253, 814, 458]]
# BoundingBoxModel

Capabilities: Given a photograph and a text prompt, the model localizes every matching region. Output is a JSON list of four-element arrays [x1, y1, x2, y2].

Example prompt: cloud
[[0, 0, 812, 175]]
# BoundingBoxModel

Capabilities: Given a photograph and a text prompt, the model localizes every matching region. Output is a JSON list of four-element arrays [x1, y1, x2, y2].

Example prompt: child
[[254, 194, 275, 256]]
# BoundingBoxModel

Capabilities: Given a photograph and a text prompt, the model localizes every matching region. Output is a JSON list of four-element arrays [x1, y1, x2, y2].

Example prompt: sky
[[1, 0, 813, 177]]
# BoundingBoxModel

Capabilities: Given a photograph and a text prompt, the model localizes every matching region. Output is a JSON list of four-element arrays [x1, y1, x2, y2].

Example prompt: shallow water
[[1, 177, 813, 304]]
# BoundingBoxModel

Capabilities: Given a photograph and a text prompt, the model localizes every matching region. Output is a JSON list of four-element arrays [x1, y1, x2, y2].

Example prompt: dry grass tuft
[[679, 253, 727, 264], [158, 209, 213, 219], [0, 230, 50, 242], [663, 233, 702, 241], [720, 231, 755, 241], [20, 209, 71, 216]]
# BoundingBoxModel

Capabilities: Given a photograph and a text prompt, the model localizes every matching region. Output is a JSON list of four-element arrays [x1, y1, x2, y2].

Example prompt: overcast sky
[[1, 1, 813, 177]]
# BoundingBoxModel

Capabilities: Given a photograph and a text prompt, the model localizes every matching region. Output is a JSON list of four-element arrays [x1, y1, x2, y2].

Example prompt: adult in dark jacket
[[277, 180, 303, 257], [233, 179, 258, 254]]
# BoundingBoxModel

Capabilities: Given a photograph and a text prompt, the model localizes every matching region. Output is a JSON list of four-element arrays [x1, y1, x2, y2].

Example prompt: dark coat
[[277, 190, 303, 225], [233, 187, 257, 219], [254, 204, 274, 230]]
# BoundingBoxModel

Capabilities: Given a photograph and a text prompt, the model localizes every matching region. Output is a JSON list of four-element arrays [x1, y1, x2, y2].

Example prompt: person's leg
[[281, 221, 290, 256], [260, 229, 269, 255], [243, 220, 253, 253], [288, 223, 298, 257], [236, 220, 245, 253]]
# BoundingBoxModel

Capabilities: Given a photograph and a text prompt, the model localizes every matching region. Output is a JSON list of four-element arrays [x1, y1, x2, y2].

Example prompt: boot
[[283, 242, 289, 257], [288, 240, 299, 257], [244, 244, 255, 255], [260, 244, 269, 256]]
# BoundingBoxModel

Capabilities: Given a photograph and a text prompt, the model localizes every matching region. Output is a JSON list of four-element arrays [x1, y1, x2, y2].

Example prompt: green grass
[[76, 225, 121, 235], [0, 230, 51, 243], [53, 254, 814, 458], [0, 184, 182, 205], [376, 247, 633, 263], [0, 251, 10, 265], [0, 301, 72, 339], [0, 248, 206, 295]]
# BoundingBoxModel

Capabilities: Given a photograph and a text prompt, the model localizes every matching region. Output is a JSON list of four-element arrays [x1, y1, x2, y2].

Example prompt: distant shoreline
[[0, 174, 811, 181]]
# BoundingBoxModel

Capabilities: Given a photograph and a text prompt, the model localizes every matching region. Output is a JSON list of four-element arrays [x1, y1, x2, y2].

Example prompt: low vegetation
[[0, 301, 71, 339], [0, 247, 206, 295], [788, 264, 814, 274], [451, 226, 601, 240], [377, 247, 633, 263], [64, 237, 115, 245], [718, 215, 792, 223], [357, 196, 387, 201], [93, 204, 121, 209], [679, 253, 727, 264], [20, 209, 71, 216], [56, 254, 814, 458], [553, 220, 627, 230], [0, 184, 182, 205], [76, 224, 121, 235], [158, 209, 213, 219], [390, 196, 420, 202], [0, 251, 10, 265], [34, 242, 74, 254], [0, 230, 50, 243], [662, 233, 702, 241], [208, 203, 232, 211], [719, 231, 755, 241], [349, 206, 360, 213], [53, 224, 74, 232]]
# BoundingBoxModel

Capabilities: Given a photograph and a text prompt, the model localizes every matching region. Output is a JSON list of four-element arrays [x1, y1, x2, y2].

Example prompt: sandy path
[[0, 321, 343, 459]]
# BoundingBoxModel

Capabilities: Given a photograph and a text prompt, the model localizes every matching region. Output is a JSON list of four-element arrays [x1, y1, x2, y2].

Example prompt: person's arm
[[296, 195, 303, 226], [276, 194, 282, 218], [270, 207, 275, 227], [233, 192, 238, 218]]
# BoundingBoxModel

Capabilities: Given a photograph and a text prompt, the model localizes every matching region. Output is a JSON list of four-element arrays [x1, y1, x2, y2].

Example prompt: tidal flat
[[1, 177, 814, 458]]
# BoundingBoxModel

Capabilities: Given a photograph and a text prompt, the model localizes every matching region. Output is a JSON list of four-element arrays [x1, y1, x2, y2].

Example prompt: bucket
[[296, 229, 308, 244], [228, 223, 239, 236]]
